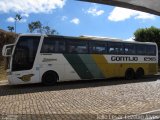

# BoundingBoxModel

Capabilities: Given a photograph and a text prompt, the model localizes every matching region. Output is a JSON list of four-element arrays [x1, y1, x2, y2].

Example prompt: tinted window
[[136, 44, 146, 55], [67, 40, 88, 54], [57, 40, 66, 53], [41, 37, 56, 53], [108, 42, 124, 54], [41, 37, 66, 53], [124, 43, 136, 55], [146, 45, 156, 56], [89, 42, 107, 54], [12, 36, 40, 71]]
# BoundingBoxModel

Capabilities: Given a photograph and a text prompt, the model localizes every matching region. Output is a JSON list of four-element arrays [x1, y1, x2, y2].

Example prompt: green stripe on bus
[[79, 54, 105, 78], [63, 54, 93, 79]]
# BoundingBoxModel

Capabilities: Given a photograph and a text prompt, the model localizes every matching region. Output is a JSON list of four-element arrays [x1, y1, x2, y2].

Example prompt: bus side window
[[57, 40, 66, 53], [108, 42, 114, 54], [89, 42, 107, 54], [124, 43, 136, 55], [108, 42, 124, 54], [67, 41, 78, 53], [136, 44, 146, 55], [41, 37, 55, 53], [67, 40, 88, 54], [146, 45, 156, 56]]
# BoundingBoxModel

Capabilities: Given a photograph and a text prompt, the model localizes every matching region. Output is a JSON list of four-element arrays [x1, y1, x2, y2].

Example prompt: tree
[[134, 26, 160, 65], [28, 21, 58, 35], [28, 21, 42, 33], [43, 26, 58, 35], [7, 26, 14, 32], [14, 14, 22, 33], [134, 26, 160, 46]]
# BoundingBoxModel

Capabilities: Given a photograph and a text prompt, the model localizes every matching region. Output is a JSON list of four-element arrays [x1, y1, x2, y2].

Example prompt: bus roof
[[19, 33, 44, 37], [19, 33, 157, 46], [79, 35, 157, 45]]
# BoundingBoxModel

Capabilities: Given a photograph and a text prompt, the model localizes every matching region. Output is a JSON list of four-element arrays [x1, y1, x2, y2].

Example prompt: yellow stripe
[[91, 54, 111, 78]]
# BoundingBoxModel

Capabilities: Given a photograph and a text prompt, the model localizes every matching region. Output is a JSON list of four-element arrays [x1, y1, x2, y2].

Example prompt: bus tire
[[125, 68, 135, 80], [42, 71, 58, 85], [135, 68, 144, 79]]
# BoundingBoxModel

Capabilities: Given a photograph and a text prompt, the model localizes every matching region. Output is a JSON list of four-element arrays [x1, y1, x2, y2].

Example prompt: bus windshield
[[12, 36, 40, 71]]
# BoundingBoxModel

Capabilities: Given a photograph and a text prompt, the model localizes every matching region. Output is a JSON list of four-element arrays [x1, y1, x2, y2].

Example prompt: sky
[[0, 0, 160, 41]]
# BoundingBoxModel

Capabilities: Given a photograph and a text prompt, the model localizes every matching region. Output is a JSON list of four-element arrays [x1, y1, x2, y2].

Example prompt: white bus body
[[2, 34, 158, 85]]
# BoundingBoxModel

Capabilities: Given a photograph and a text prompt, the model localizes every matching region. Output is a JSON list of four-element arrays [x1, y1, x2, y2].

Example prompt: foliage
[[43, 26, 58, 35], [28, 21, 58, 35], [134, 26, 160, 46], [14, 14, 22, 33], [28, 21, 42, 33], [7, 26, 14, 32], [15, 14, 22, 21]]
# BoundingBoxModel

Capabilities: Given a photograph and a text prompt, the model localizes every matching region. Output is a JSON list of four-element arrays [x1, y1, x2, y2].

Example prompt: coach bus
[[2, 34, 158, 85]]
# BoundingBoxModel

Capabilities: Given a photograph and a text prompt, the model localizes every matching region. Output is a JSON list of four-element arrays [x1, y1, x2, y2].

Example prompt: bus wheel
[[42, 71, 58, 85], [135, 68, 144, 79], [125, 68, 135, 80]]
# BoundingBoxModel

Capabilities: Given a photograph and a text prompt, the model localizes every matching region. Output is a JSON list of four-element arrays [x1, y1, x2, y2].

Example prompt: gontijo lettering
[[111, 56, 138, 61]]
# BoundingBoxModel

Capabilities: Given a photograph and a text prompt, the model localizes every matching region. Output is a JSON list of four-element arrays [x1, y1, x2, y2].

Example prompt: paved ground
[[0, 76, 160, 120]]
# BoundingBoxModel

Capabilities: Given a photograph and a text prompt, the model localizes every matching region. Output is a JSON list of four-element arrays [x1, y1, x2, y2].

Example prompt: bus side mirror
[[2, 44, 14, 57]]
